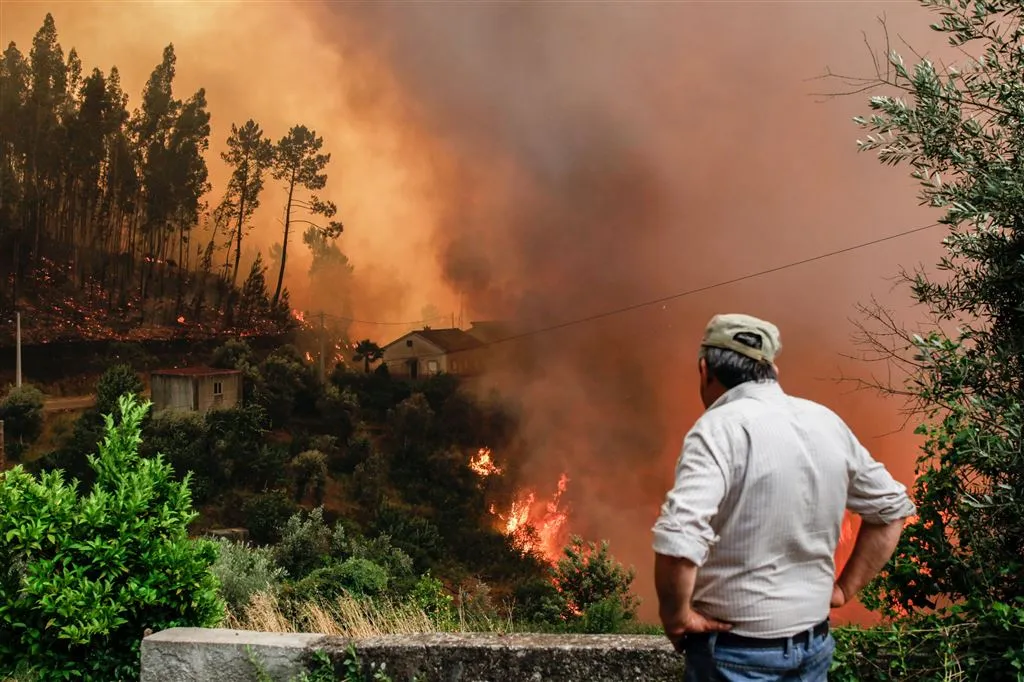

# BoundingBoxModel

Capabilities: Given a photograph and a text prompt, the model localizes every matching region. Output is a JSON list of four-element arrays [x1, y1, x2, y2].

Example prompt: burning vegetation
[[471, 447, 571, 564]]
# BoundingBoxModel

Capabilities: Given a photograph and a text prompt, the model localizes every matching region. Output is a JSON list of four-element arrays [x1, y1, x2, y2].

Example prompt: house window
[[213, 381, 223, 396], [451, 360, 458, 372], [427, 360, 439, 374], [406, 340, 413, 347]]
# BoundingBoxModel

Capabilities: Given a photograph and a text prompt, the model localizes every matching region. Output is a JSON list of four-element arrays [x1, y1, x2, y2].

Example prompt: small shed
[[150, 367, 242, 414]]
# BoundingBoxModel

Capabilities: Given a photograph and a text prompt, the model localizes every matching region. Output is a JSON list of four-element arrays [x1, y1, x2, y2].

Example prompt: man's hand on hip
[[830, 583, 848, 608], [662, 608, 732, 652]]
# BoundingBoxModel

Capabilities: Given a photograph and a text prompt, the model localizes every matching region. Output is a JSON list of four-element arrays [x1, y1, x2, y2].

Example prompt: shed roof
[[151, 366, 241, 377]]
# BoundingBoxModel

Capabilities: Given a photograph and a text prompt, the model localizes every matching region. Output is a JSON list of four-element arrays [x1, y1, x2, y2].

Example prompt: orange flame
[[469, 447, 503, 477], [491, 473, 571, 564], [292, 309, 306, 323]]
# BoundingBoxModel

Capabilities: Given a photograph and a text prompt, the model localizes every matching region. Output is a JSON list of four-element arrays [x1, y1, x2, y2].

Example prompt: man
[[653, 313, 916, 681]]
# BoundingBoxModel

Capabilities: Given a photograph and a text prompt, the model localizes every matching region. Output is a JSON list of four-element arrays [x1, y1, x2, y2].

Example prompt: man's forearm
[[655, 553, 698, 634], [836, 518, 905, 600]]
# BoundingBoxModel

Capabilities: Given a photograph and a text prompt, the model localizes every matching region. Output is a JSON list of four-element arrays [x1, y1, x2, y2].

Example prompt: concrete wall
[[195, 374, 241, 413], [151, 375, 195, 412], [141, 628, 684, 682], [151, 373, 241, 414]]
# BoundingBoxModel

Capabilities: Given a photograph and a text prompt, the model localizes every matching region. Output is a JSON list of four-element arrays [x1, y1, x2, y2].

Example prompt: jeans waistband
[[688, 619, 829, 650]]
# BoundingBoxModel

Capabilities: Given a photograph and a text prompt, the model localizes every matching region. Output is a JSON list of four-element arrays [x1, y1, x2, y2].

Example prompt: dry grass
[[224, 591, 440, 637]]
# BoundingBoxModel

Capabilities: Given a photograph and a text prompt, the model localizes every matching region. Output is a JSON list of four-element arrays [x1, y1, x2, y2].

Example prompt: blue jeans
[[682, 627, 835, 681]]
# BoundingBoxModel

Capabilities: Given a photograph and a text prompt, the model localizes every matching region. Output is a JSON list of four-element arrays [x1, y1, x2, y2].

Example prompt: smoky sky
[[320, 0, 942, 623]]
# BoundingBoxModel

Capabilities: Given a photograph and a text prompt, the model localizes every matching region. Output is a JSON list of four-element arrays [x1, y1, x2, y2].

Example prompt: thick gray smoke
[[318, 1, 938, 622]]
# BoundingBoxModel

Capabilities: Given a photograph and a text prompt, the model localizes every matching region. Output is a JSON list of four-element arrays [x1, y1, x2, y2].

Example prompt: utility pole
[[15, 311, 22, 388], [0, 419, 5, 471], [318, 312, 326, 383]]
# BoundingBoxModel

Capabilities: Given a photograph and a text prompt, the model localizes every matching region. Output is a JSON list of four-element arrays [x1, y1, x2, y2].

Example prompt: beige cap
[[700, 313, 781, 365]]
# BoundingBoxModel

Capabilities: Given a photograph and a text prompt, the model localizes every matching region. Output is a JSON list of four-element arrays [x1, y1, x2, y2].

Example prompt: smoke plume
[[318, 1, 940, 623], [1, 0, 946, 623]]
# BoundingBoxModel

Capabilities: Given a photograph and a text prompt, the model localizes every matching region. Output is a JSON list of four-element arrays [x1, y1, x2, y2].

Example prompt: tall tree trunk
[[231, 166, 248, 287], [272, 170, 296, 306]]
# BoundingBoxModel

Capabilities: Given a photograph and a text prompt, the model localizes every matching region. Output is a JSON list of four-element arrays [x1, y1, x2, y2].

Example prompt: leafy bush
[[274, 507, 334, 579], [94, 364, 143, 418], [291, 450, 328, 504], [548, 536, 639, 627], [830, 603, 1024, 681], [242, 491, 298, 545], [203, 404, 277, 490], [256, 346, 318, 427], [410, 572, 456, 630], [212, 539, 285, 614], [142, 410, 214, 502], [290, 558, 389, 603], [0, 395, 223, 680], [0, 384, 45, 446], [316, 384, 359, 442]]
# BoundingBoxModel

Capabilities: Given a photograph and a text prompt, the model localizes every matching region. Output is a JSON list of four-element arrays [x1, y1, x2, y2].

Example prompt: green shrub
[[575, 596, 631, 635], [0, 385, 45, 445], [549, 536, 639, 626], [212, 539, 285, 614], [291, 450, 328, 504], [290, 558, 389, 603], [831, 602, 1024, 681], [94, 364, 142, 418], [142, 410, 214, 502], [274, 507, 333, 579], [410, 572, 455, 630], [0, 395, 223, 680], [242, 491, 298, 545]]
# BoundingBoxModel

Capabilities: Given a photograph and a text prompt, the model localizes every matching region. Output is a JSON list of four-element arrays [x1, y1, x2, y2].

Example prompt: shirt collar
[[708, 380, 783, 411]]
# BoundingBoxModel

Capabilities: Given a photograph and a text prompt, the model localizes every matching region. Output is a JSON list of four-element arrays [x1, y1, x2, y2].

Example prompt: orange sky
[[1, 0, 952, 625]]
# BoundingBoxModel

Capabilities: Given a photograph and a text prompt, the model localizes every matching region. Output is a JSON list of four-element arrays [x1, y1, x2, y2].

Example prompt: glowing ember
[[292, 309, 306, 323], [469, 447, 503, 477], [305, 351, 314, 363], [176, 315, 185, 324], [491, 473, 571, 563]]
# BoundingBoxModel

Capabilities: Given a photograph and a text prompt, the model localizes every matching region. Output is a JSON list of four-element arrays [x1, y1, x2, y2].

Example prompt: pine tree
[[220, 120, 273, 286], [270, 125, 343, 305]]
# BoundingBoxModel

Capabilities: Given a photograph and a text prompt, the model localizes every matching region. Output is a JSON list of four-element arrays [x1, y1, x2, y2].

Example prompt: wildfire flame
[[469, 447, 503, 477], [496, 474, 571, 564], [467, 447, 571, 564], [292, 309, 305, 323]]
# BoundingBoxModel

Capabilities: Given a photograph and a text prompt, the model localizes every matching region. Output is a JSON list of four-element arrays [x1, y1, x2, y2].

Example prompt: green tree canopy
[[843, 0, 1024, 618]]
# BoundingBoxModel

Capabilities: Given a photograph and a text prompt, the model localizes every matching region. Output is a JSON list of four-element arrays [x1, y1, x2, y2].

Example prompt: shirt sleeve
[[846, 432, 917, 524], [651, 423, 731, 566]]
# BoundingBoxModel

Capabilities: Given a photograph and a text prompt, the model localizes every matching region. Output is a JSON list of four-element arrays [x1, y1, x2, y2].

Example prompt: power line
[[309, 220, 942, 349], [304, 311, 451, 327], [482, 221, 943, 347], [374, 221, 943, 362]]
